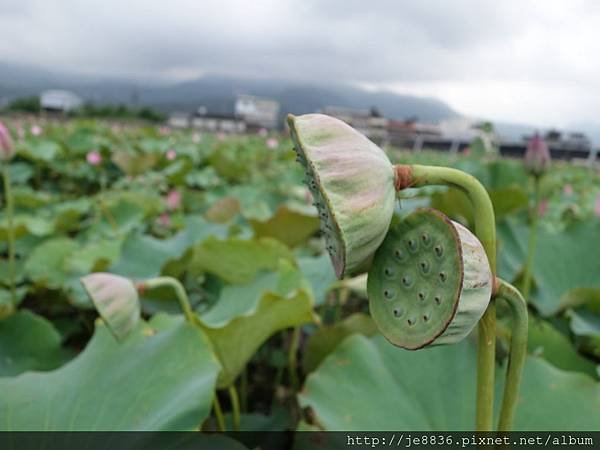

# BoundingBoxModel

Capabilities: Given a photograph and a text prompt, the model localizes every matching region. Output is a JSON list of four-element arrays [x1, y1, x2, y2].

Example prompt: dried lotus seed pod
[[287, 113, 396, 278], [368, 209, 492, 350]]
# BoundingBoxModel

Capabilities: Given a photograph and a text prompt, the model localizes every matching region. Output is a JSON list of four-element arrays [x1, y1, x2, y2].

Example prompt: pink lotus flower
[[563, 184, 573, 196], [259, 128, 268, 137], [524, 133, 551, 177], [462, 146, 471, 155], [30, 124, 42, 136], [266, 138, 278, 149], [216, 132, 226, 141], [165, 189, 181, 210], [192, 132, 202, 143], [86, 151, 102, 166], [158, 126, 171, 135], [538, 198, 548, 217], [595, 195, 600, 218], [158, 213, 171, 228], [166, 149, 177, 160], [0, 120, 14, 161]]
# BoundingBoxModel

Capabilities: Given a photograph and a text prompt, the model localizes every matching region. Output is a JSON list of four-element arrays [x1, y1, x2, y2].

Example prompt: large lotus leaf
[[567, 309, 600, 359], [430, 186, 527, 226], [0, 310, 73, 376], [20, 140, 61, 162], [299, 334, 600, 430], [112, 151, 158, 176], [496, 217, 528, 283], [0, 287, 28, 318], [528, 316, 597, 378], [89, 198, 146, 237], [303, 313, 377, 373], [0, 214, 54, 239], [24, 237, 81, 288], [0, 314, 220, 431], [51, 198, 93, 233], [200, 260, 318, 387], [497, 218, 600, 316], [249, 205, 320, 247], [111, 217, 226, 278], [297, 253, 337, 306], [190, 237, 294, 283], [204, 196, 241, 223], [532, 220, 600, 315], [66, 239, 123, 274]]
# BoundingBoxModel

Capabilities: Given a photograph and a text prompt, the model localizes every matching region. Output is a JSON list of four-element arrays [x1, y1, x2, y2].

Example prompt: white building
[[234, 94, 280, 130], [40, 90, 83, 113]]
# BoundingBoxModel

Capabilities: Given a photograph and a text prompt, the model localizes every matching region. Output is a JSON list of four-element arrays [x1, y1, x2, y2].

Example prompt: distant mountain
[[0, 63, 458, 123]]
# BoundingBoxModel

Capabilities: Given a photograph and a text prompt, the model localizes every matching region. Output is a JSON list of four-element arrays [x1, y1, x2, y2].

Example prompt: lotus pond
[[0, 117, 599, 438]]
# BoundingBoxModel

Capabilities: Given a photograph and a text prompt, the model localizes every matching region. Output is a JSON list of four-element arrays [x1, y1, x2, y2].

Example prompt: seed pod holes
[[367, 209, 492, 350]]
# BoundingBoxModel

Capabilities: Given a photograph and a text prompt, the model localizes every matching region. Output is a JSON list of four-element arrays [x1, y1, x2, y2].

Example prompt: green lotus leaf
[[24, 237, 81, 289], [112, 151, 158, 176], [303, 313, 377, 373], [297, 253, 337, 306], [299, 334, 600, 430], [80, 273, 141, 340], [111, 217, 226, 278], [249, 205, 320, 248], [527, 316, 597, 378], [288, 114, 396, 278], [0, 310, 73, 376], [0, 314, 220, 431], [199, 260, 318, 388], [498, 218, 600, 316], [190, 236, 293, 283]]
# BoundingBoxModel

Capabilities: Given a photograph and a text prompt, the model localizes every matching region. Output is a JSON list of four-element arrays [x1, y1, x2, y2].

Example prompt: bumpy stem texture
[[3, 166, 15, 306], [140, 277, 197, 324], [495, 278, 528, 432], [404, 164, 497, 431], [521, 176, 540, 301]]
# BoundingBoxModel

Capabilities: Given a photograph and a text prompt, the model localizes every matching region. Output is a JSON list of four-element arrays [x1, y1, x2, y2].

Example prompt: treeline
[[3, 96, 166, 122]]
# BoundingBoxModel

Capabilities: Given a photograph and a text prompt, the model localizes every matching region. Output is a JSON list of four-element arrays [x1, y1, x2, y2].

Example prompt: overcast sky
[[1, 0, 599, 128]]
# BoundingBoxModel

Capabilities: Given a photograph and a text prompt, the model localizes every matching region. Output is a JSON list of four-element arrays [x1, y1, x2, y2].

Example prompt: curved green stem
[[213, 394, 226, 432], [521, 176, 540, 301], [140, 277, 197, 324], [402, 164, 497, 431], [494, 278, 528, 432], [2, 166, 15, 306], [228, 385, 241, 431], [288, 326, 301, 391]]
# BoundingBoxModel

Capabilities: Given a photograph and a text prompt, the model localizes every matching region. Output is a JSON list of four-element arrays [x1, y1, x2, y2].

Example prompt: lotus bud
[[80, 273, 140, 340], [368, 209, 492, 349], [524, 133, 550, 177], [287, 113, 396, 278], [0, 120, 15, 161]]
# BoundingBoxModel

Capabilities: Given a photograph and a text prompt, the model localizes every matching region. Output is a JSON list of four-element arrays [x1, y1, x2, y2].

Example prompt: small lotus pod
[[80, 273, 141, 340], [0, 120, 15, 161], [287, 113, 396, 278], [368, 209, 492, 350], [524, 132, 551, 177]]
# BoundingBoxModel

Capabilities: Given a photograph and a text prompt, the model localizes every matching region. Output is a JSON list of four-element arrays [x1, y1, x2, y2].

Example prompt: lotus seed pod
[[368, 209, 492, 350], [80, 273, 141, 340], [524, 132, 550, 177], [0, 120, 15, 161], [287, 113, 396, 278]]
